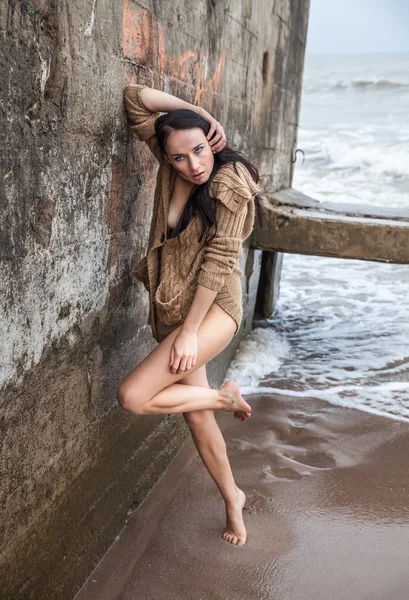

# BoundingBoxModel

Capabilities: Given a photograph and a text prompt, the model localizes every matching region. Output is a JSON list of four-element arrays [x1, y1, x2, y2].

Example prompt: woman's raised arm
[[139, 86, 208, 119], [125, 84, 226, 157], [140, 87, 226, 153], [124, 84, 163, 162]]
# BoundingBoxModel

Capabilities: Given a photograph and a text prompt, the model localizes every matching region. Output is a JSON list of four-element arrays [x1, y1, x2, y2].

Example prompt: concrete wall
[[0, 1, 309, 597]]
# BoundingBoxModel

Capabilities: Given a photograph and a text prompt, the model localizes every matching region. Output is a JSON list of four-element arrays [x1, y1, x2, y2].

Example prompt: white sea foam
[[293, 135, 409, 208], [237, 383, 409, 423], [228, 54, 409, 422], [294, 54, 409, 209], [225, 328, 291, 388], [300, 138, 409, 179]]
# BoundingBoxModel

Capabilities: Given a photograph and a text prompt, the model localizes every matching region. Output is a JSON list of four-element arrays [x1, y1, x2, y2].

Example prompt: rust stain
[[106, 158, 120, 269], [122, 1, 226, 107], [196, 48, 227, 107], [123, 3, 156, 65]]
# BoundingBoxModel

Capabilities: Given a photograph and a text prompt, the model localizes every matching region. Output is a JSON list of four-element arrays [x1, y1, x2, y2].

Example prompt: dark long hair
[[154, 108, 267, 244]]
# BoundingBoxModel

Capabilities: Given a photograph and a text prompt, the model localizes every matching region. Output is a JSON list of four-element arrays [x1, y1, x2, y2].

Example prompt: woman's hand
[[169, 328, 198, 374], [200, 110, 226, 153]]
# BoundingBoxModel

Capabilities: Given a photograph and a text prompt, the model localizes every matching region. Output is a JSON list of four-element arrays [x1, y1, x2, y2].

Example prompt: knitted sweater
[[124, 84, 261, 343]]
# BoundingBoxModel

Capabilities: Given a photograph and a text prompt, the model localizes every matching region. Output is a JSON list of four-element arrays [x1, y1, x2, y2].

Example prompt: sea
[[227, 53, 409, 422]]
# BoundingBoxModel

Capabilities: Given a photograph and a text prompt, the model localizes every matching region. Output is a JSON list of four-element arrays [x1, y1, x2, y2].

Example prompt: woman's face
[[163, 128, 215, 185]]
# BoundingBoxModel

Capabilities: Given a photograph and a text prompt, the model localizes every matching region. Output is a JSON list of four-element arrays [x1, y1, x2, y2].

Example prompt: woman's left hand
[[199, 109, 226, 153], [169, 329, 198, 374], [206, 116, 226, 153]]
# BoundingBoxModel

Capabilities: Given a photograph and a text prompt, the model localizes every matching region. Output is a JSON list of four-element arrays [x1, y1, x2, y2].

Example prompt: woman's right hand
[[169, 328, 198, 374]]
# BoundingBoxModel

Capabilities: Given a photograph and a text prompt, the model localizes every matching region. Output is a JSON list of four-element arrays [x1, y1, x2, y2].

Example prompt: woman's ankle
[[224, 484, 242, 506], [216, 386, 232, 411]]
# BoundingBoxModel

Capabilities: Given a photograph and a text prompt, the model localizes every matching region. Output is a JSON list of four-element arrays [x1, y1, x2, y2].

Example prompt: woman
[[118, 82, 266, 546]]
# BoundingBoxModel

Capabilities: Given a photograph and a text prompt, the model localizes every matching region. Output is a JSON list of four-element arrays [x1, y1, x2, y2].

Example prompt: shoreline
[[75, 394, 409, 600]]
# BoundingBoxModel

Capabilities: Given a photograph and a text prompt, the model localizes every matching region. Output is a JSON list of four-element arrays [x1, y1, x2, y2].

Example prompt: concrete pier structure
[[255, 188, 409, 264], [252, 188, 409, 316]]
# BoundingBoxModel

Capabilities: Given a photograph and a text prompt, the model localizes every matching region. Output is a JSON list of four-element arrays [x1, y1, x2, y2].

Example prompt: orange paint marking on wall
[[122, 0, 226, 110], [123, 3, 155, 65], [195, 49, 227, 108]]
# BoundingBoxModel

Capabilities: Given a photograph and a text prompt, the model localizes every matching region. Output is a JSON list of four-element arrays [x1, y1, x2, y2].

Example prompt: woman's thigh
[[118, 303, 236, 404], [178, 363, 209, 387]]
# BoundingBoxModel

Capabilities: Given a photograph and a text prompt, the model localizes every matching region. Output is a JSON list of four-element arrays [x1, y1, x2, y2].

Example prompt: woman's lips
[[193, 172, 205, 179]]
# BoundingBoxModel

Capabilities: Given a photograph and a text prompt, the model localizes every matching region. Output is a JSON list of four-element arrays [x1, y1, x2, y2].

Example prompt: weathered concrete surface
[[1, 1, 309, 598], [254, 188, 409, 264]]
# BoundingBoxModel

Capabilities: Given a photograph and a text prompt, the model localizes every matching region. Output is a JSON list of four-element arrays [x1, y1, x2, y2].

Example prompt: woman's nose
[[189, 157, 200, 171]]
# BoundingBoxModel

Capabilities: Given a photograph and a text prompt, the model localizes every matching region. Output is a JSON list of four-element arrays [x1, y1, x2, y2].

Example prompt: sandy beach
[[75, 394, 409, 600]]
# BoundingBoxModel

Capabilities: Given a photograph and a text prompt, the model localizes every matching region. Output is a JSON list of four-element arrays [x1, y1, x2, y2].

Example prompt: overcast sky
[[306, 0, 409, 54]]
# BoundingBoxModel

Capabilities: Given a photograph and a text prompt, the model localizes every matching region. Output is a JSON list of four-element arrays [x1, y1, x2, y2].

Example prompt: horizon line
[[306, 49, 409, 57]]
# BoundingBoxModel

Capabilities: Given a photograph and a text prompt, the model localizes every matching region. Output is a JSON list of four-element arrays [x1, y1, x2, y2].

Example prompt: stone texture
[[1, 1, 309, 598]]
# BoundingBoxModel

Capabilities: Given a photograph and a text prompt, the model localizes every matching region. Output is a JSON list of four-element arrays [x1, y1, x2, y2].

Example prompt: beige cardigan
[[124, 84, 261, 343]]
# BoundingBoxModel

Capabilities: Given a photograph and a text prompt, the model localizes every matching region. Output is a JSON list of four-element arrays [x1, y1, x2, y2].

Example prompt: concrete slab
[[253, 188, 409, 264]]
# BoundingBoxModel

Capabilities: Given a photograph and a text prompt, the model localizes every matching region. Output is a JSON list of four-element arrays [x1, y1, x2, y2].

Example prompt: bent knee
[[116, 382, 148, 414], [183, 409, 213, 429]]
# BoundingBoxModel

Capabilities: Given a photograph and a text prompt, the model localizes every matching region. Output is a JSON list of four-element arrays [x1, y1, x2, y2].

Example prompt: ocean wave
[[304, 78, 409, 94], [295, 136, 409, 182], [280, 55, 409, 422], [225, 328, 291, 388], [228, 254, 409, 423], [351, 78, 409, 90]]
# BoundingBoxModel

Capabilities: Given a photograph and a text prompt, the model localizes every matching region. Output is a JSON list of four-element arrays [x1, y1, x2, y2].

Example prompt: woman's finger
[[211, 139, 226, 153], [207, 123, 216, 141], [209, 130, 223, 146], [178, 357, 188, 372], [172, 355, 181, 374], [211, 132, 226, 151], [210, 139, 223, 151], [170, 346, 174, 367]]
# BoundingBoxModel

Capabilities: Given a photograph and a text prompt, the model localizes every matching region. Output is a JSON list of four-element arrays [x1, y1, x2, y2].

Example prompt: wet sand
[[75, 395, 409, 600]]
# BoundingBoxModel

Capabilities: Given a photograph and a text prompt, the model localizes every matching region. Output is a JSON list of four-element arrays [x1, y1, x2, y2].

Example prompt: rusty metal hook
[[292, 148, 305, 165]]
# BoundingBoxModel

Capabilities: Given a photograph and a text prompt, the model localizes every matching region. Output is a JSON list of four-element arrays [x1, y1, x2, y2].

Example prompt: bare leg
[[116, 303, 251, 416], [117, 304, 250, 545], [180, 366, 248, 546]]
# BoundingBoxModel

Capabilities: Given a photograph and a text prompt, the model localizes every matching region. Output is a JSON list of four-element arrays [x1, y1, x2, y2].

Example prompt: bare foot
[[217, 380, 251, 415], [222, 487, 247, 546]]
